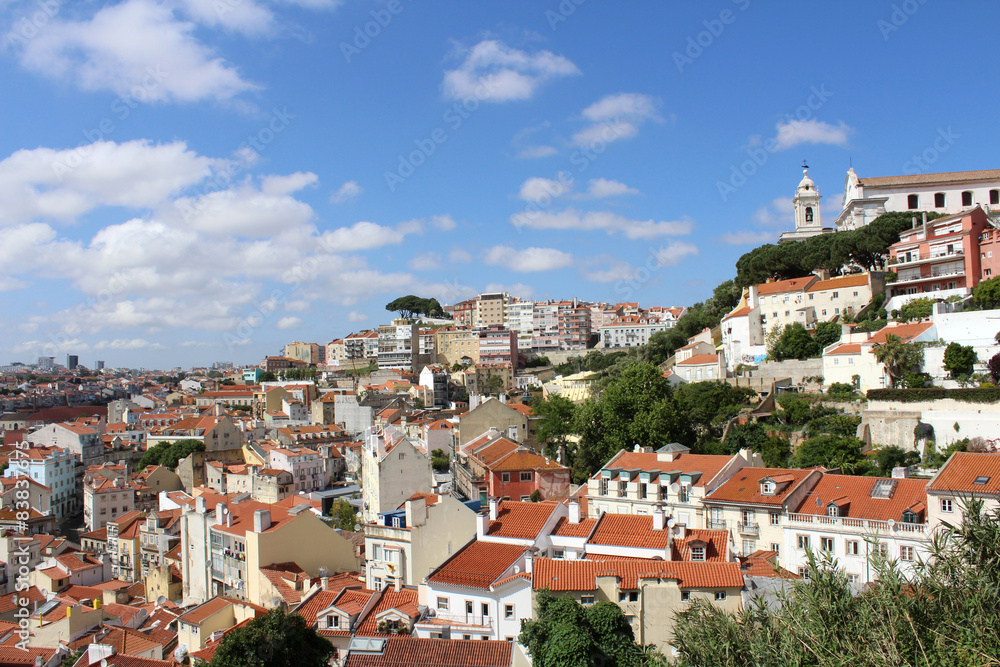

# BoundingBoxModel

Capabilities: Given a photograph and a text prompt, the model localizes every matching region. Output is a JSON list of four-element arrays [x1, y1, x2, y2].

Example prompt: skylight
[[973, 476, 990, 486], [870, 479, 898, 499]]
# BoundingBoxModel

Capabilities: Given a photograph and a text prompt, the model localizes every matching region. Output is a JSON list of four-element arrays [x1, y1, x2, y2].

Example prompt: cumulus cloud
[[719, 230, 777, 245], [261, 172, 318, 196], [449, 248, 473, 263], [319, 220, 420, 252], [773, 119, 852, 151], [573, 93, 661, 147], [652, 242, 699, 266], [407, 252, 441, 271], [587, 178, 639, 198], [511, 208, 692, 239], [442, 40, 579, 103], [347, 310, 369, 322], [518, 175, 573, 203], [430, 214, 457, 231], [276, 316, 302, 330], [330, 180, 362, 203], [483, 246, 574, 272], [18, 0, 258, 103]]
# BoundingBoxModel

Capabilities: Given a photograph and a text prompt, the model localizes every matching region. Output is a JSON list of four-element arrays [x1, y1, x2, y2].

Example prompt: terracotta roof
[[722, 305, 754, 321], [742, 550, 800, 579], [487, 501, 558, 540], [672, 529, 729, 562], [827, 343, 861, 355], [676, 353, 720, 366], [354, 587, 420, 636], [0, 647, 57, 665], [489, 449, 566, 473], [858, 169, 1000, 187], [294, 582, 366, 626], [598, 450, 733, 488], [550, 516, 598, 538], [588, 514, 671, 550], [806, 274, 871, 292], [427, 540, 525, 590], [532, 558, 744, 591], [793, 474, 928, 522], [756, 276, 817, 296], [178, 597, 233, 625], [705, 467, 817, 506], [866, 322, 934, 345], [342, 637, 513, 667], [928, 452, 1000, 496]]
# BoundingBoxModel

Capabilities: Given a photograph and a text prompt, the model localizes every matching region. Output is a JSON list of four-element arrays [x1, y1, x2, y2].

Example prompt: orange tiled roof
[[489, 449, 566, 473], [793, 474, 928, 522], [756, 276, 818, 296], [487, 501, 558, 540], [676, 353, 719, 366], [806, 274, 871, 292], [342, 637, 513, 667], [427, 540, 525, 590], [742, 550, 800, 580], [588, 514, 671, 550], [532, 557, 744, 591], [550, 516, 598, 538], [928, 452, 1000, 496], [866, 322, 934, 345], [705, 467, 816, 506], [672, 529, 729, 562], [354, 587, 420, 636], [598, 450, 733, 488], [827, 343, 861, 355]]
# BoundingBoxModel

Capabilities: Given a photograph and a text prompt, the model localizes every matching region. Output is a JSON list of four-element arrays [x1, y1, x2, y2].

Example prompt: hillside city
[[1, 165, 1000, 666]]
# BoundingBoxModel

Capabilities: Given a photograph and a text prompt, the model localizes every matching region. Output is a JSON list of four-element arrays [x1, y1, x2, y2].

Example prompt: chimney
[[253, 509, 271, 533], [477, 510, 490, 538], [319, 566, 329, 590], [489, 498, 499, 521], [568, 499, 581, 525], [652, 506, 665, 531], [524, 551, 533, 574], [394, 576, 401, 592], [196, 496, 207, 514], [912, 215, 918, 229], [891, 466, 909, 479], [405, 497, 427, 528], [215, 503, 227, 526]]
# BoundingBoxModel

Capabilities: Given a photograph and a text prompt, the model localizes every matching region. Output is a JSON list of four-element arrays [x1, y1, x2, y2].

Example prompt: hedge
[[866, 387, 1000, 404]]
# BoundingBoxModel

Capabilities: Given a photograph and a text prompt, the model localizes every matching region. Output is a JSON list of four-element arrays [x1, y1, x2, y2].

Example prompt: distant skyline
[[1, 1, 998, 368]]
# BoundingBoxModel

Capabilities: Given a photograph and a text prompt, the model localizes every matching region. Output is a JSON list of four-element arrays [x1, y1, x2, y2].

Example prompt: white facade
[[505, 300, 535, 351], [361, 426, 434, 522], [269, 447, 325, 493], [83, 478, 136, 531], [27, 422, 104, 466], [415, 577, 532, 642], [600, 316, 670, 349], [4, 446, 77, 519]]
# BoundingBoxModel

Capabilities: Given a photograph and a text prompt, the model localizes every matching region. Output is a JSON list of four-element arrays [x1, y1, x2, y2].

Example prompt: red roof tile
[[550, 516, 598, 538], [342, 637, 512, 667], [598, 451, 733, 488], [928, 452, 1000, 496], [793, 474, 928, 522], [588, 514, 672, 550], [427, 540, 525, 590], [676, 354, 719, 366], [705, 467, 817, 506], [486, 501, 558, 540], [532, 558, 744, 591]]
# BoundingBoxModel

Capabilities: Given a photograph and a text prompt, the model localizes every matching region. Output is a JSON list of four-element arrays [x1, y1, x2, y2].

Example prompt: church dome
[[797, 168, 816, 192]]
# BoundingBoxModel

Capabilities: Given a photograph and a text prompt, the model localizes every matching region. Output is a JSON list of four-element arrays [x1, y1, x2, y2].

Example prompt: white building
[[360, 426, 434, 523], [778, 165, 836, 243], [269, 446, 326, 493], [835, 167, 1000, 231], [83, 476, 136, 531], [5, 446, 78, 519], [505, 300, 535, 352], [600, 314, 671, 349], [27, 422, 104, 467]]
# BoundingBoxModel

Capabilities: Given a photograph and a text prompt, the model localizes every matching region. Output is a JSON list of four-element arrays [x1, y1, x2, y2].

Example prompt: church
[[777, 164, 836, 243]]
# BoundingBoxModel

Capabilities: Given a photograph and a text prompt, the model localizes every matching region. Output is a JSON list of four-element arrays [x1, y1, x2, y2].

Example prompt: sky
[[1, 0, 998, 370]]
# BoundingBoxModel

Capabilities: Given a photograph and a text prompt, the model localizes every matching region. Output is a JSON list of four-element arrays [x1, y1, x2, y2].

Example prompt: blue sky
[[1, 0, 998, 369]]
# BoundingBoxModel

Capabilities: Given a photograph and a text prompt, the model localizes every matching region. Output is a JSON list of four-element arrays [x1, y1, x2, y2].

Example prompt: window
[[372, 544, 382, 561], [741, 509, 753, 526], [374, 577, 383, 590], [846, 540, 860, 556], [821, 537, 835, 553], [520, 472, 533, 482], [940, 498, 953, 513], [681, 591, 690, 601], [502, 472, 510, 483], [437, 596, 449, 611], [900, 546, 915, 561], [907, 194, 918, 209], [581, 595, 595, 605], [466, 601, 473, 615], [691, 546, 705, 561], [832, 291, 839, 299], [770, 543, 780, 555], [679, 485, 689, 503], [600, 478, 609, 495], [991, 189, 999, 205], [847, 573, 860, 584], [714, 591, 727, 601], [770, 512, 780, 526], [326, 615, 339, 628], [617, 480, 627, 498], [742, 540, 755, 556], [935, 192, 946, 208], [482, 603, 489, 619], [552, 549, 564, 559], [797, 567, 810, 579], [797, 535, 810, 550], [874, 542, 889, 558], [827, 505, 839, 517], [398, 453, 404, 460], [962, 191, 973, 206], [761, 481, 775, 495]]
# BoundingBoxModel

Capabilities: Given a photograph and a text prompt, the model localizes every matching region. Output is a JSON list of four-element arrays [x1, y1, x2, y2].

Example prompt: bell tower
[[793, 161, 822, 231]]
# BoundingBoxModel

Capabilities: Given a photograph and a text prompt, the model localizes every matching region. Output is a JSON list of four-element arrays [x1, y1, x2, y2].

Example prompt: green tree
[[871, 334, 925, 389], [722, 422, 791, 467], [988, 351, 1000, 384], [140, 439, 205, 470], [430, 448, 450, 473], [897, 297, 935, 322], [674, 382, 756, 442], [259, 371, 277, 382], [813, 321, 842, 349], [793, 434, 866, 470], [572, 363, 692, 483], [533, 395, 577, 460], [770, 323, 821, 361], [326, 500, 358, 531], [873, 445, 920, 476], [385, 295, 447, 320], [209, 608, 333, 667], [943, 342, 977, 378], [972, 275, 1000, 308]]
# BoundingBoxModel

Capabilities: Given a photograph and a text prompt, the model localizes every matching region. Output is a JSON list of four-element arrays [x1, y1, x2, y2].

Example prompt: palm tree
[[871, 334, 923, 388]]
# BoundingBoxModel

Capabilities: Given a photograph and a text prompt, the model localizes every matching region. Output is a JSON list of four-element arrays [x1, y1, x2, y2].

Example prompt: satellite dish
[[887, 519, 896, 529], [156, 596, 167, 606], [354, 524, 361, 532], [667, 518, 677, 528], [669, 483, 680, 494]]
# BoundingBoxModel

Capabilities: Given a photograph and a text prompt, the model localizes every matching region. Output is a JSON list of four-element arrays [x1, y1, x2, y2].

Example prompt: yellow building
[[177, 596, 266, 652], [434, 327, 480, 367]]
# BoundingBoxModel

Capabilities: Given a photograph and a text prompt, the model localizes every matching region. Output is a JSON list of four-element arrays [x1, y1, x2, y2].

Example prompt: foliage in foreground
[[209, 608, 333, 667], [673, 499, 1000, 667], [138, 438, 205, 470]]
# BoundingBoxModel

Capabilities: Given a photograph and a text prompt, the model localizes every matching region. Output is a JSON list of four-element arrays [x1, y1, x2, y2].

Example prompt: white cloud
[[587, 178, 639, 198], [518, 175, 572, 203], [284, 300, 310, 312], [652, 242, 699, 266], [319, 220, 420, 252], [484, 282, 535, 299], [430, 214, 457, 231], [276, 316, 302, 330], [754, 198, 794, 228], [19, 0, 258, 104], [174, 185, 315, 237], [718, 230, 776, 245], [483, 246, 573, 272], [261, 172, 318, 196], [573, 93, 660, 147], [511, 208, 692, 239], [92, 338, 165, 350], [347, 310, 369, 322], [176, 0, 274, 35], [179, 340, 216, 348], [407, 252, 441, 271], [330, 180, 362, 203], [442, 40, 579, 103], [518, 145, 558, 159], [581, 258, 639, 283], [449, 248, 472, 264], [275, 0, 344, 8], [0, 140, 212, 225], [773, 119, 852, 151]]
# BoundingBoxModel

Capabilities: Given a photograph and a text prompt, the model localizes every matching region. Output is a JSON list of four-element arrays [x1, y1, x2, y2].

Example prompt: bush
[[826, 382, 857, 400], [867, 387, 1000, 403]]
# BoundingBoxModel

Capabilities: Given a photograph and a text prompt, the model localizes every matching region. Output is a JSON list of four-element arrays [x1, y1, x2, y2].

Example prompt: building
[[673, 328, 724, 383], [67, 355, 79, 370], [835, 167, 1000, 231], [378, 320, 420, 374], [477, 326, 519, 368], [476, 292, 511, 328], [453, 430, 568, 503], [601, 313, 670, 349], [177, 596, 267, 652], [456, 398, 529, 449], [284, 342, 320, 366], [778, 165, 835, 243], [363, 493, 479, 590], [925, 452, 1000, 531], [418, 365, 449, 407], [531, 302, 560, 352], [433, 327, 480, 367], [821, 321, 937, 392], [505, 299, 535, 351], [269, 446, 326, 493], [339, 637, 514, 667], [360, 426, 434, 523], [83, 477, 136, 532], [886, 206, 993, 302], [556, 300, 591, 350], [4, 446, 77, 518], [27, 421, 104, 467]]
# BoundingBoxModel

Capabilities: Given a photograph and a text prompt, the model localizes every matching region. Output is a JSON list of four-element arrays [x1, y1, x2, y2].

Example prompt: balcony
[[707, 519, 727, 531], [787, 513, 926, 535], [738, 523, 760, 537], [895, 266, 965, 283]]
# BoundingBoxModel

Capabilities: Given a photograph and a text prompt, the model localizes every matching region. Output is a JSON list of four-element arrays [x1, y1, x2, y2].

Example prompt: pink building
[[478, 326, 519, 368]]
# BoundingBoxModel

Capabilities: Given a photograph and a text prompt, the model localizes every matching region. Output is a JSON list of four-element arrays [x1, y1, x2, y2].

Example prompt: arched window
[[907, 194, 918, 209], [962, 191, 973, 206], [935, 192, 946, 208], [805, 207, 813, 222]]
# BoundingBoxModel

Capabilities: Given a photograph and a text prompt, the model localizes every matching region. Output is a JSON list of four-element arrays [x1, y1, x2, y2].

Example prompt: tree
[[208, 370, 223, 378], [873, 445, 920, 476], [897, 297, 934, 322], [871, 334, 925, 388], [209, 608, 333, 667], [989, 351, 1000, 384], [769, 323, 821, 361], [385, 295, 447, 320], [972, 275, 1000, 309], [722, 422, 791, 467], [943, 342, 977, 378], [326, 499, 358, 531], [533, 395, 577, 461], [674, 382, 756, 442], [139, 439, 205, 471], [813, 321, 842, 349], [430, 448, 450, 472], [259, 371, 277, 382], [519, 590, 654, 667], [793, 434, 866, 470], [572, 363, 692, 483]]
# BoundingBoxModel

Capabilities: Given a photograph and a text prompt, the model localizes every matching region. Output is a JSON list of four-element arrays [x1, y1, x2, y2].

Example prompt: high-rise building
[[95, 360, 105, 370], [38, 356, 55, 370], [66, 355, 79, 370]]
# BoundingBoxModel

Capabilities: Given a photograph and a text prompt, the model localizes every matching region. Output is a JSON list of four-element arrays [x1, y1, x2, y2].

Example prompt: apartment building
[[476, 292, 511, 327], [4, 445, 77, 518], [360, 426, 434, 523], [378, 320, 420, 373], [27, 421, 104, 467], [477, 326, 519, 367], [556, 301, 591, 350], [505, 300, 535, 351], [433, 327, 480, 367], [925, 452, 1000, 530]]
